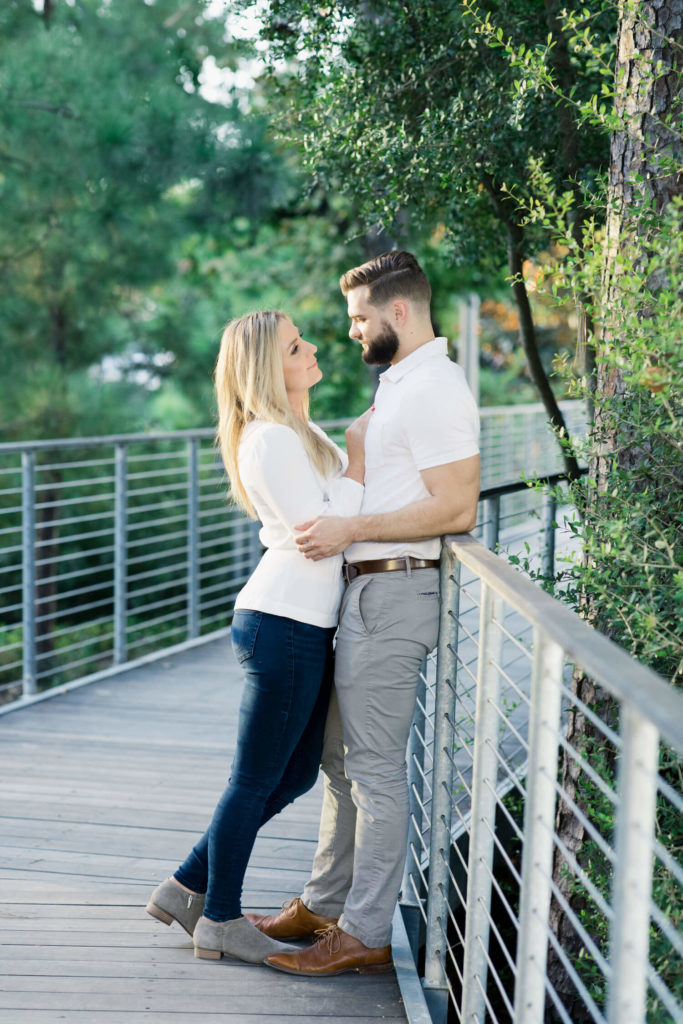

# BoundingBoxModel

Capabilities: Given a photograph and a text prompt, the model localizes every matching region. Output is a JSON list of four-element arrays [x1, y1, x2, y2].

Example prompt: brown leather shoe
[[266, 924, 393, 976], [244, 897, 338, 940]]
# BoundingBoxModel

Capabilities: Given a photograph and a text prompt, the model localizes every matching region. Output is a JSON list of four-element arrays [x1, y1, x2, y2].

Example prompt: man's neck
[[391, 328, 437, 365]]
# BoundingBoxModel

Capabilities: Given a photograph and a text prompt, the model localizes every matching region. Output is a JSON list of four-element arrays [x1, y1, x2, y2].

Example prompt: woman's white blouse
[[233, 420, 364, 628]]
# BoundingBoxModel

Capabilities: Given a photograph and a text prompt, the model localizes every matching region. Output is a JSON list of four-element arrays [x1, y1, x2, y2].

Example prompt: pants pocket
[[231, 610, 263, 664], [355, 577, 380, 634]]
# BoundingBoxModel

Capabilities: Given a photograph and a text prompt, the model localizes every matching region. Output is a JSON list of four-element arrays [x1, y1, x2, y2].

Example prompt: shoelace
[[313, 924, 342, 955], [280, 897, 299, 915]]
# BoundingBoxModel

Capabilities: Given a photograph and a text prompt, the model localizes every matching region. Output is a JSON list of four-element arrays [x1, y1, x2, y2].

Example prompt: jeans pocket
[[231, 610, 263, 664]]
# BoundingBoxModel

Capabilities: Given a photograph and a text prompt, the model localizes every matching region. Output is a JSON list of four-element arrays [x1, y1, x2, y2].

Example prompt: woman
[[145, 311, 367, 964]]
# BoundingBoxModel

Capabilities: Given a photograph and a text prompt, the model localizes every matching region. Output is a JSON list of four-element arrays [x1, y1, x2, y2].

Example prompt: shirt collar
[[380, 337, 448, 384]]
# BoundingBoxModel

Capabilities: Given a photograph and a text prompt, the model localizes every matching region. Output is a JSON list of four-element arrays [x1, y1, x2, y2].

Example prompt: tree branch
[[483, 173, 582, 479]]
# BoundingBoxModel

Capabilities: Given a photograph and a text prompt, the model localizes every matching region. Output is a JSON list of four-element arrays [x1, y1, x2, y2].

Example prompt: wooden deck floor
[[0, 640, 408, 1023]]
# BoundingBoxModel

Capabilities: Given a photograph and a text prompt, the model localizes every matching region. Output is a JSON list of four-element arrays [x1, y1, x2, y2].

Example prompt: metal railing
[[0, 401, 586, 709], [401, 532, 682, 1024], [3, 401, 678, 1021], [0, 429, 259, 706], [478, 399, 586, 490]]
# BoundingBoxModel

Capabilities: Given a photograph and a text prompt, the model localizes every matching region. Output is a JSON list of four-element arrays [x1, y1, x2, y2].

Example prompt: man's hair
[[339, 251, 431, 307]]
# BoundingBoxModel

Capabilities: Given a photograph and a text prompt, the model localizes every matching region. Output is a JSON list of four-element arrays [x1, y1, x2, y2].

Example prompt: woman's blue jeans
[[174, 609, 335, 922]]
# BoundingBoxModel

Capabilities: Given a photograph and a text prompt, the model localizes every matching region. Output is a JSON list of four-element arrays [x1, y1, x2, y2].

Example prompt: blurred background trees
[[0, 0, 370, 440], [0, 0, 590, 443]]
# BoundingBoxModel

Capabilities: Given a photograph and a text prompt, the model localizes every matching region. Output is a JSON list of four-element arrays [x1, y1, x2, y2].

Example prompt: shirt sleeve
[[401, 373, 480, 471], [246, 425, 364, 532]]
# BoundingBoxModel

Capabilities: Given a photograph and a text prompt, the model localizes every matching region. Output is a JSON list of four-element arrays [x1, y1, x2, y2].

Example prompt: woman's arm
[[247, 425, 364, 534]]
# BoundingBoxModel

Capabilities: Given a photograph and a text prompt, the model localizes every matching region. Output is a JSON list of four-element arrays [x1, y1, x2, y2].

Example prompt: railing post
[[513, 630, 564, 1024], [401, 657, 427, 958], [461, 581, 504, 1024], [187, 439, 200, 639], [484, 495, 500, 552], [607, 705, 659, 1024], [542, 492, 557, 578], [113, 443, 127, 666], [509, 408, 520, 479], [21, 451, 36, 698], [525, 407, 536, 475], [423, 544, 460, 1024]]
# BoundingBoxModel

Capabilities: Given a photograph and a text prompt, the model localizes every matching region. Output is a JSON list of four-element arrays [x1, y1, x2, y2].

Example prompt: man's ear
[[391, 299, 410, 326]]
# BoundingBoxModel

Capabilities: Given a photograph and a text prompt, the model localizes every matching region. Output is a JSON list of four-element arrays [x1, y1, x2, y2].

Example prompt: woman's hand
[[344, 408, 373, 484]]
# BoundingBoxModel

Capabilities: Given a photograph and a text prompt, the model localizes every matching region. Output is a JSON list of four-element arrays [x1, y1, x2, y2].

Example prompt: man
[[247, 251, 480, 976]]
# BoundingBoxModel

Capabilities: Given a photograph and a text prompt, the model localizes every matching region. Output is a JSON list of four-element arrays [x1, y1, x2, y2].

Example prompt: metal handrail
[[0, 402, 588, 708], [405, 534, 682, 1024], [0, 420, 355, 454], [0, 400, 583, 453], [452, 533, 682, 752]]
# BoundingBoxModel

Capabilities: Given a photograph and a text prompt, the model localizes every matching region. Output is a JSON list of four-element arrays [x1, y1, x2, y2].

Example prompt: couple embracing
[[145, 251, 480, 977]]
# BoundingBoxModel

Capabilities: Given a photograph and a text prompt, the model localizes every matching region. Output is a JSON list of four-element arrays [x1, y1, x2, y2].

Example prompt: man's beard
[[361, 321, 399, 365]]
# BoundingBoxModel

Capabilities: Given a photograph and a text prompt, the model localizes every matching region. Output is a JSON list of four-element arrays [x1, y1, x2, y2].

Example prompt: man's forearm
[[350, 494, 475, 545], [295, 455, 480, 560]]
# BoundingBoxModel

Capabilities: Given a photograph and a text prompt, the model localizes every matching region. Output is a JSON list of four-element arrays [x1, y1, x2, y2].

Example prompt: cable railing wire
[[400, 528, 682, 1024], [2, 410, 679, 1024]]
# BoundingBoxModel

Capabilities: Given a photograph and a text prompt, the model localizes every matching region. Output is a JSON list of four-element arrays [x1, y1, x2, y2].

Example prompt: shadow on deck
[[0, 639, 408, 1023]]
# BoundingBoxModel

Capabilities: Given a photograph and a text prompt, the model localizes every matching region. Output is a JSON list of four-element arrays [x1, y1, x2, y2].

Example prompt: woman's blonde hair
[[215, 310, 341, 518]]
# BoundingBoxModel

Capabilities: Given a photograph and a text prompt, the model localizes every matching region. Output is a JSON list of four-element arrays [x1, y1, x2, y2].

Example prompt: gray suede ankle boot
[[146, 878, 205, 936], [193, 915, 298, 963]]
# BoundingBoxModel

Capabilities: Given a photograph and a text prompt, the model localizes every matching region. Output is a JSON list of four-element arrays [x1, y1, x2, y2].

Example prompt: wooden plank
[[0, 806, 321, 838], [0, 993, 405, 1017], [0, 638, 407, 1023], [0, 884, 303, 910], [0, 830, 316, 869], [0, 1015, 409, 1024], [0, 848, 314, 882], [0, 872, 309, 897], [1, 974, 402, 1000]]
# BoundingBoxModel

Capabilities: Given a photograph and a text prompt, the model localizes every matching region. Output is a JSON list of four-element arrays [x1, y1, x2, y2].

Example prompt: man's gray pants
[[302, 567, 440, 948]]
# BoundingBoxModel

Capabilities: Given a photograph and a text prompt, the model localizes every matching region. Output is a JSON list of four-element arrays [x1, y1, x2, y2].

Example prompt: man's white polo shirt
[[344, 337, 480, 564]]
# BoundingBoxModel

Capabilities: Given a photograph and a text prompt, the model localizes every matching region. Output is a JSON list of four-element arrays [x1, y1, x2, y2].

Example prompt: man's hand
[[294, 516, 357, 561]]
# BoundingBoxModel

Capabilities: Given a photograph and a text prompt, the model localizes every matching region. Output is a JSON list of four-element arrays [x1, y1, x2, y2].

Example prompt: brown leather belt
[[342, 556, 440, 583]]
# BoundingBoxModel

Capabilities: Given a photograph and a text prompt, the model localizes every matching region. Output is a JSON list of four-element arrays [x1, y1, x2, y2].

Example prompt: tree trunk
[[484, 175, 581, 478], [544, 0, 598, 402], [546, 2, 682, 1016]]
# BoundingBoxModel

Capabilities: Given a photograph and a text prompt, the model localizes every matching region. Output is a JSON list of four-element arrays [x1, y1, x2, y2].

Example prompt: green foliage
[[524, 194, 683, 682], [0, 1, 391, 439], [471, 0, 682, 675], [482, 4, 682, 1016], [0, 0, 281, 439], [250, 0, 618, 465], [141, 202, 374, 426], [544, 194, 681, 1019], [252, 0, 611, 263]]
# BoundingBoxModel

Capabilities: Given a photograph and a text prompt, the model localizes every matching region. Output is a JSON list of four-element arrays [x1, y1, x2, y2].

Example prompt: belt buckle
[[342, 562, 360, 583]]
